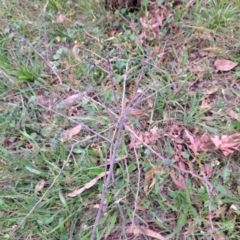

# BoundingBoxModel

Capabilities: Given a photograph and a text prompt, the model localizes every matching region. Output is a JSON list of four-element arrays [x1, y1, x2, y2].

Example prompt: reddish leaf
[[210, 134, 240, 156], [170, 172, 185, 189], [35, 179, 45, 192]]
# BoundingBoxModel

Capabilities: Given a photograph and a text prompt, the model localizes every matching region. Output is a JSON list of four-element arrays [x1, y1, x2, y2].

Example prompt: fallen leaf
[[211, 206, 226, 219], [210, 134, 240, 156], [185, 129, 200, 154], [63, 92, 86, 105], [170, 172, 185, 189], [68, 124, 82, 139], [185, 130, 211, 155], [199, 163, 213, 178], [35, 179, 45, 192], [226, 108, 240, 121], [129, 126, 159, 148], [230, 204, 237, 211], [56, 13, 65, 23], [139, 3, 167, 41], [144, 166, 161, 192], [149, 126, 159, 142], [72, 45, 81, 62], [205, 86, 218, 95], [126, 226, 165, 240], [135, 202, 144, 211], [213, 232, 227, 240], [200, 97, 211, 109], [147, 98, 153, 108], [129, 109, 147, 116], [67, 171, 109, 197], [65, 175, 71, 185], [214, 59, 238, 72], [93, 204, 100, 209]]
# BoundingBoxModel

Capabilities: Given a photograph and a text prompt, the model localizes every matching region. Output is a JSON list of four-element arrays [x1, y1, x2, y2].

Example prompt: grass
[[0, 0, 240, 239]]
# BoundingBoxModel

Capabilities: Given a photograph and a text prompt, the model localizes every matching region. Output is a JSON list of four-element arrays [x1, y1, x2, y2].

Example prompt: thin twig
[[132, 146, 141, 226], [90, 114, 126, 240], [0, 69, 15, 83]]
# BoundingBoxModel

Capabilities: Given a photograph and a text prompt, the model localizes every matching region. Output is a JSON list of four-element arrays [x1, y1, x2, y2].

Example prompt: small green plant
[[11, 62, 40, 83]]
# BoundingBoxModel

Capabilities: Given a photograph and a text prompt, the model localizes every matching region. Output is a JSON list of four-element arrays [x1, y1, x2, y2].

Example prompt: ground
[[0, 0, 240, 239]]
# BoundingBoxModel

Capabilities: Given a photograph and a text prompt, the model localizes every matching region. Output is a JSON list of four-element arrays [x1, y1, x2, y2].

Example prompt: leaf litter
[[214, 59, 239, 72]]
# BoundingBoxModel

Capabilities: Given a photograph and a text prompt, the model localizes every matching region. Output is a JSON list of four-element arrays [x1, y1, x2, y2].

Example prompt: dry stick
[[208, 201, 214, 239], [103, 129, 126, 238], [132, 146, 141, 226], [103, 48, 117, 103], [90, 116, 126, 240], [121, 57, 146, 112], [9, 143, 76, 237], [90, 63, 146, 240], [59, 60, 83, 73], [0, 69, 15, 83], [110, 164, 127, 239]]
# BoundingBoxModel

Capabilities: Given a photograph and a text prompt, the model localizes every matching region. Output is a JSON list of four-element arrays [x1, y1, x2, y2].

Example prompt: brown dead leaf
[[92, 204, 100, 209], [185, 130, 200, 154], [226, 108, 240, 121], [199, 163, 213, 178], [200, 97, 211, 109], [210, 134, 240, 156], [65, 175, 71, 185], [212, 206, 226, 219], [185, 130, 211, 155], [55, 13, 65, 23], [170, 172, 185, 189], [214, 59, 238, 72], [129, 126, 159, 148], [126, 226, 165, 240], [149, 126, 159, 142], [147, 98, 153, 108], [67, 171, 109, 197], [144, 166, 161, 192], [135, 202, 144, 211], [68, 124, 82, 139], [63, 92, 86, 105], [35, 179, 45, 192], [213, 232, 227, 240], [129, 109, 147, 116], [139, 3, 168, 41], [205, 86, 218, 95]]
